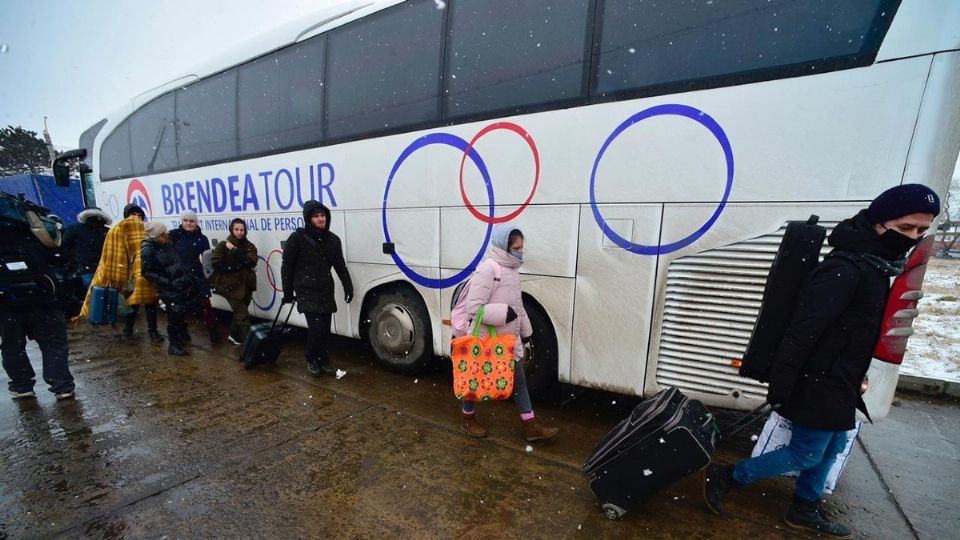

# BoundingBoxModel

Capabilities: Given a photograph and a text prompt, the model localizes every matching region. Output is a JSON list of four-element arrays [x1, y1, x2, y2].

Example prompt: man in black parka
[[705, 184, 940, 538], [1, 219, 77, 400], [62, 206, 111, 291], [281, 200, 353, 376]]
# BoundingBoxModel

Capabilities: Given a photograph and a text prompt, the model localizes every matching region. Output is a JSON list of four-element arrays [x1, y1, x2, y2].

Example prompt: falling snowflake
[[336, 369, 347, 380], [525, 445, 534, 452], [643, 469, 653, 476], [434, 0, 446, 9]]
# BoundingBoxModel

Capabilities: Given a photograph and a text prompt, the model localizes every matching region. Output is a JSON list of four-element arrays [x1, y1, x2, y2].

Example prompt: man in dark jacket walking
[[141, 222, 201, 356], [281, 200, 353, 376], [704, 184, 940, 538], [62, 206, 111, 291]]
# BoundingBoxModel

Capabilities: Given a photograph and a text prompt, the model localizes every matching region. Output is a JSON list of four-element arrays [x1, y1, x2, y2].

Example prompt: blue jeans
[[462, 358, 533, 415], [732, 422, 849, 502], [0, 307, 75, 394]]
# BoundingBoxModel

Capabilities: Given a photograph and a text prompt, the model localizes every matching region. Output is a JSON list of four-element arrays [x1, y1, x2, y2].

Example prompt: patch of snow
[[335, 369, 347, 380], [900, 259, 960, 382]]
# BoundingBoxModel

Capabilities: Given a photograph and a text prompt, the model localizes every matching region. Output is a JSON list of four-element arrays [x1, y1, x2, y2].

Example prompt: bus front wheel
[[367, 290, 432, 373]]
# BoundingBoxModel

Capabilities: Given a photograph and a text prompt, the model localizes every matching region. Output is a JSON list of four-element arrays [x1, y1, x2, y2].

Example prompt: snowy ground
[[900, 257, 960, 382]]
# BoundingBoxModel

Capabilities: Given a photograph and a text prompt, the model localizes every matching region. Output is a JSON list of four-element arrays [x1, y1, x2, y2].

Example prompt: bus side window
[[443, 0, 591, 119], [324, 0, 444, 141]]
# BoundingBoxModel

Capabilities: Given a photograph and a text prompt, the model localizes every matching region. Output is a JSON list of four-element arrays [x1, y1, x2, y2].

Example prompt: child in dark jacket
[[141, 222, 201, 356]]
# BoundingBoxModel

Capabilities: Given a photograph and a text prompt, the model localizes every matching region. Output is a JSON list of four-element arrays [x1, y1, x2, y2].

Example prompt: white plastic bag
[[750, 411, 861, 494]]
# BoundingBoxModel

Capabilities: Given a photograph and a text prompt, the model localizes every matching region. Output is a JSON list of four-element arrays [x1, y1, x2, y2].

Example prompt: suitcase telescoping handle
[[270, 301, 296, 331], [718, 402, 780, 444]]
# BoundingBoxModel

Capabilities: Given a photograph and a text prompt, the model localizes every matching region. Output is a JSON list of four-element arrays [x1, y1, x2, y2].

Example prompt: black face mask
[[879, 228, 920, 255]]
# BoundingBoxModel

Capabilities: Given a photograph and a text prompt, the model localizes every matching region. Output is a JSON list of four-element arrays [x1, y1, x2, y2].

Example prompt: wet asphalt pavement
[[1, 316, 957, 539]]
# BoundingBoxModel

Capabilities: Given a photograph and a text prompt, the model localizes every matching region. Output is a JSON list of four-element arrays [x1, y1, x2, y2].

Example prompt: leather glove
[[281, 294, 296, 305], [344, 291, 353, 304], [506, 306, 518, 323], [765, 384, 790, 409]]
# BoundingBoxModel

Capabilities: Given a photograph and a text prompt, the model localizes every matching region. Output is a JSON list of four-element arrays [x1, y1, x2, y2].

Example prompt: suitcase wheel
[[601, 503, 626, 520]]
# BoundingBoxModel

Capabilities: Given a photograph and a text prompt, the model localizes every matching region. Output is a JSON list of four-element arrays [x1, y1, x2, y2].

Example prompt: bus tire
[[521, 298, 558, 400], [367, 289, 432, 373]]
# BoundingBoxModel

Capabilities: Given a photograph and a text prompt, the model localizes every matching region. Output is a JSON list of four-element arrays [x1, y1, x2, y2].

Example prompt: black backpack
[[0, 192, 83, 315], [739, 216, 826, 383]]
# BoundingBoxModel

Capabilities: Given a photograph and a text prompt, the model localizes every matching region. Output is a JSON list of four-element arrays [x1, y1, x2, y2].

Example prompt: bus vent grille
[[655, 221, 836, 400]]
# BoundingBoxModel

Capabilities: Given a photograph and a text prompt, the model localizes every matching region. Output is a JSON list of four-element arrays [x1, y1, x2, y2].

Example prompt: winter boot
[[784, 497, 853, 538], [208, 327, 223, 344], [122, 315, 136, 338], [168, 342, 188, 356], [307, 360, 337, 377], [460, 412, 488, 438], [148, 329, 165, 343], [521, 417, 559, 442], [703, 463, 737, 515]]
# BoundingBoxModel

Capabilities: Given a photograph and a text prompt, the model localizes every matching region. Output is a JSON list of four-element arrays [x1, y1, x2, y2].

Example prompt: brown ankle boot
[[460, 413, 488, 438], [522, 418, 559, 442]]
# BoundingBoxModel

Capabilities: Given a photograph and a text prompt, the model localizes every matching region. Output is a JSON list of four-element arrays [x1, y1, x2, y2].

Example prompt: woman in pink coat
[[457, 224, 559, 442]]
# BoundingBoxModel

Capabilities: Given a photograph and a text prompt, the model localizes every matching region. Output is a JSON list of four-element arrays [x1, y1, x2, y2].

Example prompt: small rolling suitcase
[[240, 303, 295, 369], [89, 286, 119, 325], [582, 387, 716, 520], [739, 215, 826, 382]]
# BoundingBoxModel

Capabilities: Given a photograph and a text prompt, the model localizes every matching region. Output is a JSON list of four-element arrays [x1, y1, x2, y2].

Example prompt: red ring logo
[[458, 122, 540, 224]]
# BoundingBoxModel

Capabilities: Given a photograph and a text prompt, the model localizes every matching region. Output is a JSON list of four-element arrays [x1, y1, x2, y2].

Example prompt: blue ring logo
[[590, 104, 734, 255], [382, 133, 495, 289], [251, 255, 277, 311]]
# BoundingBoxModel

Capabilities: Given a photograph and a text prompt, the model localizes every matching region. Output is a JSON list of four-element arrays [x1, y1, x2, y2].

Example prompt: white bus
[[62, 0, 960, 414]]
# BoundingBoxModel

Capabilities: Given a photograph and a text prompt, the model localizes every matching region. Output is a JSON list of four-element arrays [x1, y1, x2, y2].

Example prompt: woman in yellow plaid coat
[[80, 205, 163, 341]]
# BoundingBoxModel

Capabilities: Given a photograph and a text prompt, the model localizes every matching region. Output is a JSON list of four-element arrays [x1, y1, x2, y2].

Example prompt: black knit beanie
[[865, 184, 940, 224]]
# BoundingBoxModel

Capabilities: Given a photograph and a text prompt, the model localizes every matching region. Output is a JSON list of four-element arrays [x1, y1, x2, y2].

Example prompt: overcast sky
[[0, 0, 349, 148]]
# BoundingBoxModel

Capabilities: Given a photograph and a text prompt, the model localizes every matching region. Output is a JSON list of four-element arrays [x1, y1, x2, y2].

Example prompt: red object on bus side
[[872, 235, 935, 364]]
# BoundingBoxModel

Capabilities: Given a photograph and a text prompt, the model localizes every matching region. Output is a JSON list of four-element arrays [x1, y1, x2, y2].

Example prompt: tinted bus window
[[100, 121, 132, 180], [445, 0, 591, 118], [176, 69, 238, 168], [239, 37, 326, 156], [596, 0, 888, 95], [130, 93, 177, 175], [325, 0, 443, 141]]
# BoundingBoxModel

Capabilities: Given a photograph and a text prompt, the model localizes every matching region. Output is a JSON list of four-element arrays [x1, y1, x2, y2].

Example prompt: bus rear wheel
[[367, 290, 432, 373], [521, 298, 558, 400]]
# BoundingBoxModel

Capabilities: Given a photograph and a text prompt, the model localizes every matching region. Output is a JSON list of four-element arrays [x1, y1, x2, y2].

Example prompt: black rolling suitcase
[[739, 215, 826, 382], [582, 387, 716, 520], [240, 303, 295, 369]]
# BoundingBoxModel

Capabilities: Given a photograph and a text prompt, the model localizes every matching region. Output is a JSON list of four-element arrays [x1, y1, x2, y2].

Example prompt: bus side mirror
[[51, 149, 87, 187], [52, 162, 71, 186]]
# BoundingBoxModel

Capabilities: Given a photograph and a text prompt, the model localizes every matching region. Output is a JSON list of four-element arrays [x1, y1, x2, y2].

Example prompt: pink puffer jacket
[[460, 247, 533, 358]]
